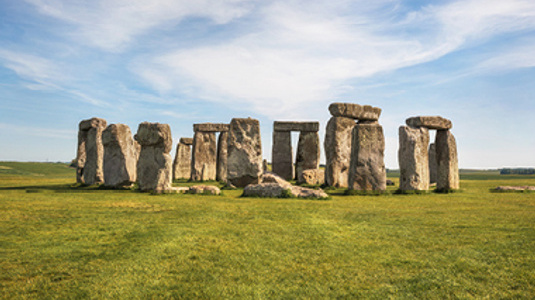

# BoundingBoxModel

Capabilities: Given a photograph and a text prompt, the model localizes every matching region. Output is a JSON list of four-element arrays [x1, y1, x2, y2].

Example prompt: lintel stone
[[179, 137, 193, 145], [406, 116, 452, 130], [328, 103, 381, 121], [273, 121, 319, 132], [193, 123, 229, 132]]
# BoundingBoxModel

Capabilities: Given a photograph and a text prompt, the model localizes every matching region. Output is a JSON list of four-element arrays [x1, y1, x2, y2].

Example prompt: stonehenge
[[134, 122, 173, 192], [102, 124, 138, 188], [398, 116, 459, 192], [191, 123, 229, 181], [172, 137, 192, 180], [227, 118, 263, 187], [271, 121, 320, 182], [76, 117, 107, 185]]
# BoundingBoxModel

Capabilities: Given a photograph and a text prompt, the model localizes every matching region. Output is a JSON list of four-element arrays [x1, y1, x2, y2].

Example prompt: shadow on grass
[[0, 183, 135, 193]]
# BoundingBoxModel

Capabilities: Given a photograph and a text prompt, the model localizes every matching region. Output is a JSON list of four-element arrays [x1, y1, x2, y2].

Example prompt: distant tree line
[[500, 168, 535, 175]]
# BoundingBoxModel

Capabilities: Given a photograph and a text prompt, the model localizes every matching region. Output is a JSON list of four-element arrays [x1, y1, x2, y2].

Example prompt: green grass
[[1, 162, 534, 298]]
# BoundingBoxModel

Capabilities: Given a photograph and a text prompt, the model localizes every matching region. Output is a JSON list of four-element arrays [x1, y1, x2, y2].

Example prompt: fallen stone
[[135, 122, 173, 192], [242, 182, 328, 199], [348, 123, 386, 191], [386, 179, 395, 186], [227, 118, 263, 187], [102, 124, 138, 188], [189, 185, 221, 195], [406, 116, 452, 130], [436, 130, 460, 191], [328, 103, 381, 121], [262, 172, 292, 186], [494, 186, 535, 191], [324, 116, 356, 188], [193, 123, 229, 132], [398, 125, 430, 191], [191, 131, 217, 181], [179, 137, 193, 145], [295, 131, 320, 181], [273, 121, 319, 132], [271, 130, 293, 180], [299, 169, 325, 185]]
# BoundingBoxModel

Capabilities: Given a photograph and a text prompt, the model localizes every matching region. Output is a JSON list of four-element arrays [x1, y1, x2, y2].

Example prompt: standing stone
[[76, 130, 87, 183], [348, 123, 386, 191], [435, 130, 459, 191], [295, 131, 320, 181], [398, 126, 430, 191], [172, 140, 192, 180], [216, 131, 228, 182], [191, 132, 217, 181], [102, 124, 138, 188], [272, 131, 293, 180], [324, 117, 356, 187], [227, 118, 262, 187], [263, 159, 269, 172], [134, 122, 173, 192], [78, 117, 107, 185], [429, 143, 437, 184]]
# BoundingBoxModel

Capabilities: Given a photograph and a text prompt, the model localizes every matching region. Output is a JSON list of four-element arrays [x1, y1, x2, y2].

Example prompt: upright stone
[[227, 118, 262, 187], [76, 130, 87, 183], [191, 132, 217, 181], [324, 117, 356, 187], [295, 131, 320, 181], [216, 131, 228, 182], [435, 130, 460, 191], [172, 140, 192, 180], [348, 123, 386, 191], [272, 131, 293, 180], [78, 117, 107, 185], [429, 143, 438, 184], [135, 122, 173, 192], [398, 126, 430, 191], [102, 124, 137, 188]]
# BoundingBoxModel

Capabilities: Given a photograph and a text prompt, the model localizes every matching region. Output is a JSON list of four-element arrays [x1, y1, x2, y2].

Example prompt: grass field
[[1, 162, 534, 299]]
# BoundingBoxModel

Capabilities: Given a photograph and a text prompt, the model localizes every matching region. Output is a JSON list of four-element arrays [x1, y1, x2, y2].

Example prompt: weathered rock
[[406, 116, 452, 130], [386, 179, 395, 186], [398, 126, 430, 191], [102, 124, 138, 188], [78, 117, 107, 185], [436, 130, 459, 191], [494, 186, 535, 191], [242, 182, 328, 199], [172, 140, 191, 180], [191, 131, 217, 181], [227, 118, 263, 187], [348, 123, 386, 191], [428, 143, 437, 184], [262, 172, 292, 186], [299, 169, 325, 185], [324, 116, 356, 187], [273, 121, 319, 132], [295, 131, 320, 181], [290, 186, 328, 198], [188, 185, 221, 195], [216, 131, 228, 182], [179, 137, 193, 145], [135, 122, 173, 192], [328, 103, 381, 121], [193, 123, 229, 132], [263, 159, 269, 172], [272, 130, 293, 180]]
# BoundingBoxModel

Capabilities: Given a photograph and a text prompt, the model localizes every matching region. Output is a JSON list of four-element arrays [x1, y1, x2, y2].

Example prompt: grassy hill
[[0, 162, 534, 298]]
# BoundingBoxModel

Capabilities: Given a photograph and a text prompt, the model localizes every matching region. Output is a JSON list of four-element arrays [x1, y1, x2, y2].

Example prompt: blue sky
[[0, 0, 534, 169]]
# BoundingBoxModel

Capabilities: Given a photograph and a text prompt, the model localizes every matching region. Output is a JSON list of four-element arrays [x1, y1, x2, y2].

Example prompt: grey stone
[[406, 116, 452, 130], [216, 131, 228, 182], [299, 169, 324, 185], [227, 118, 262, 187], [271, 131, 293, 180], [436, 130, 459, 191], [172, 141, 191, 180], [242, 181, 328, 199], [324, 116, 356, 187], [188, 185, 221, 195], [494, 186, 535, 191], [262, 172, 292, 186], [102, 124, 138, 188], [191, 132, 217, 181], [398, 126, 430, 191], [295, 131, 320, 181], [179, 137, 193, 145], [348, 123, 386, 191], [193, 123, 229, 132], [386, 179, 395, 186], [134, 122, 173, 192], [429, 143, 437, 184], [263, 159, 269, 172], [328, 103, 381, 121], [77, 117, 107, 185], [273, 121, 319, 132]]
